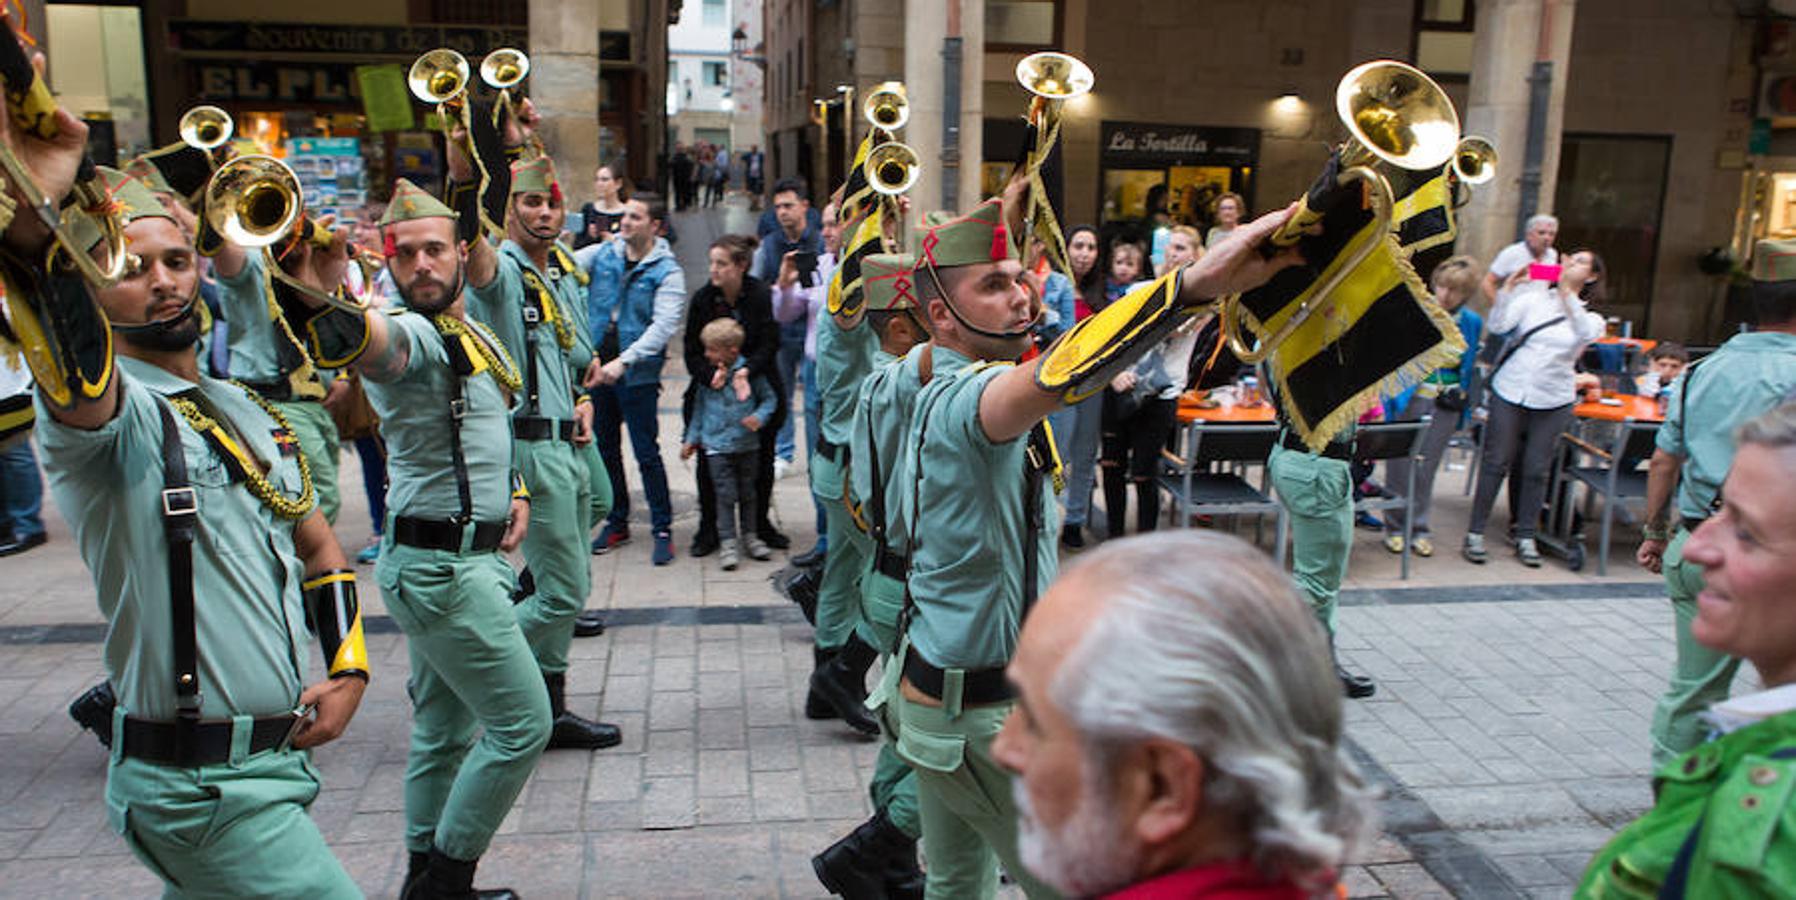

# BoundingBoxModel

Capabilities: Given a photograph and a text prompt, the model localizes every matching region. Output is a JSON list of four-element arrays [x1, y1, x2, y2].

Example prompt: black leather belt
[[874, 548, 908, 581], [513, 416, 576, 442], [902, 646, 1013, 705], [816, 437, 844, 463], [120, 714, 296, 766], [1679, 516, 1707, 532], [1280, 431, 1353, 461], [392, 516, 507, 552]]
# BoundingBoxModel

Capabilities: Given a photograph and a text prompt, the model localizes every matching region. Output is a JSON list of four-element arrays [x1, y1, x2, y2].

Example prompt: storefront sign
[[192, 61, 363, 104], [168, 20, 528, 59], [1100, 122, 1259, 166]]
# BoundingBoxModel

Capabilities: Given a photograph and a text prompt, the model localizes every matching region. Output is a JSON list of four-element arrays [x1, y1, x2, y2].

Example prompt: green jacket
[[1577, 707, 1796, 898]]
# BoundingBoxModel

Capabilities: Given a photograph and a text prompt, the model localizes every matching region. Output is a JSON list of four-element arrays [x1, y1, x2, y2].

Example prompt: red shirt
[[1099, 860, 1314, 900]]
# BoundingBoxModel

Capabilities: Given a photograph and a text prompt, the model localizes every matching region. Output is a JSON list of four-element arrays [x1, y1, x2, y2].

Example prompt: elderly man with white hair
[[1481, 213, 1559, 305], [993, 531, 1374, 899]]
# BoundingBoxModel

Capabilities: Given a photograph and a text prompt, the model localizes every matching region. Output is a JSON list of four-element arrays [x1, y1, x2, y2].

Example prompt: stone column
[[530, 0, 601, 199], [903, 0, 983, 215], [1457, 0, 1576, 271]]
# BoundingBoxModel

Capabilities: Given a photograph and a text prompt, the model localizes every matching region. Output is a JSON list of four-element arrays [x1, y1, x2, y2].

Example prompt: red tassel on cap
[[990, 224, 1008, 261]]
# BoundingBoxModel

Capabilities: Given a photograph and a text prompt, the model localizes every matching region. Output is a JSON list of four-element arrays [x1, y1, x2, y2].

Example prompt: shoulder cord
[[166, 384, 315, 521]]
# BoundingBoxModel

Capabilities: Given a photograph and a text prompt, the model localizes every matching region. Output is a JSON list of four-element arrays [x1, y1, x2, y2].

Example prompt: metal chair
[[1553, 418, 1660, 575], [1351, 418, 1430, 580], [1158, 421, 1287, 564]]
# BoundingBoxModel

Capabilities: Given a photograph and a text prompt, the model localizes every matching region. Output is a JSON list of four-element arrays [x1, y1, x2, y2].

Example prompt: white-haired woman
[[1578, 402, 1796, 898], [996, 530, 1374, 899]]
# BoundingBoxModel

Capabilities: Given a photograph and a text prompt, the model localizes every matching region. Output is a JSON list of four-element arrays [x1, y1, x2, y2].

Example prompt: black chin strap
[[921, 259, 1040, 343], [111, 293, 199, 336]]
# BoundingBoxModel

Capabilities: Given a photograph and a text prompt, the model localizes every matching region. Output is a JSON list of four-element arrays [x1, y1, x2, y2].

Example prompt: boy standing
[[683, 318, 778, 569]]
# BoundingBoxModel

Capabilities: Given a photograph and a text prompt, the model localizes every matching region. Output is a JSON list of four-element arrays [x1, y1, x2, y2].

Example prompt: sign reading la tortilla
[[1100, 122, 1260, 166], [168, 20, 528, 59]]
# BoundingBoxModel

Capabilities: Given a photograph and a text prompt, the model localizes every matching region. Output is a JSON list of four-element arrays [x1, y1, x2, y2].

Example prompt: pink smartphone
[[1528, 262, 1563, 282]]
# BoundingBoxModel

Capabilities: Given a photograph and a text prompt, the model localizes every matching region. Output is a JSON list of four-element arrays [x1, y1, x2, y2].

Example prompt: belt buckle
[[523, 306, 541, 324], [449, 398, 467, 420], [161, 486, 198, 518]]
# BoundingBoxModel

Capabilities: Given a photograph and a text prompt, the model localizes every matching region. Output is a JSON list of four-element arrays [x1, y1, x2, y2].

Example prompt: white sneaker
[[1517, 537, 1542, 568], [720, 539, 740, 571], [773, 458, 794, 480], [745, 536, 772, 561]]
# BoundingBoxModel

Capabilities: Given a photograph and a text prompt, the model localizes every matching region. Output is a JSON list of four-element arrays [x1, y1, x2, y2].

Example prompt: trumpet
[[1011, 52, 1093, 276], [867, 142, 920, 196], [863, 82, 908, 132], [409, 48, 471, 106], [202, 155, 369, 315], [481, 48, 530, 90], [1452, 135, 1497, 184], [179, 106, 234, 152], [1217, 60, 1459, 363]]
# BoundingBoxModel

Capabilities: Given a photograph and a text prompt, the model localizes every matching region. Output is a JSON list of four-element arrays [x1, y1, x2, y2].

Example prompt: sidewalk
[[0, 198, 1721, 898]]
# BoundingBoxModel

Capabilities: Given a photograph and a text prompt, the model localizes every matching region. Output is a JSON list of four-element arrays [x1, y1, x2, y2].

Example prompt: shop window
[[1553, 133, 1671, 334], [987, 0, 1060, 52], [703, 0, 726, 27], [1411, 0, 1474, 81], [705, 61, 728, 87]]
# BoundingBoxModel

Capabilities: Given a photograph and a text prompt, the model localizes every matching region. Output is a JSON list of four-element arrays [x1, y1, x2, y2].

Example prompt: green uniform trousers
[[862, 563, 921, 839], [884, 644, 1058, 900], [379, 541, 552, 860], [272, 399, 341, 526], [1649, 526, 1741, 768], [106, 742, 358, 899], [813, 452, 873, 650], [580, 439, 613, 529], [515, 438, 591, 674], [1269, 444, 1352, 635]]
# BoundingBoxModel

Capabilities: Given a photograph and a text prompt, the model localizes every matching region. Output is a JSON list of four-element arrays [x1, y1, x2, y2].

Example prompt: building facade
[[762, 0, 1774, 344], [669, 0, 737, 151]]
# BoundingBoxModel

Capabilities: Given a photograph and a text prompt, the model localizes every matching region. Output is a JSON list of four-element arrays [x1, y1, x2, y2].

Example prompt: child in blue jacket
[[683, 318, 778, 569]]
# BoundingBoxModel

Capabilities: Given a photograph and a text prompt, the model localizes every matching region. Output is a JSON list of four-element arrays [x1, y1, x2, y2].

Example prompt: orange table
[[1595, 336, 1658, 352], [1574, 393, 1663, 422], [1177, 400, 1277, 424]]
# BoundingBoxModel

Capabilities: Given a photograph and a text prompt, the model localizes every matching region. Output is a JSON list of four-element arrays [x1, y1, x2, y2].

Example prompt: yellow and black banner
[[828, 212, 885, 318], [837, 131, 881, 225], [1389, 163, 1456, 256]]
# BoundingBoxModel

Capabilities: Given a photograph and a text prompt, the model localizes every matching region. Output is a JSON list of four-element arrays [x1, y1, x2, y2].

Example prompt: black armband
[[302, 569, 370, 681], [0, 245, 115, 411]]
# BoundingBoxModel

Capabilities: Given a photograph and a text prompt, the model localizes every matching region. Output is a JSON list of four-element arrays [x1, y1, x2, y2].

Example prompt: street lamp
[[730, 27, 766, 70]]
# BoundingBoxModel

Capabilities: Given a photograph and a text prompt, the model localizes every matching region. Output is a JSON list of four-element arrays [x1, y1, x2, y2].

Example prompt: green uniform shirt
[[816, 314, 882, 446], [851, 345, 918, 554], [1657, 331, 1796, 520], [467, 242, 593, 423], [37, 357, 311, 720], [363, 311, 516, 522], [896, 346, 1060, 671]]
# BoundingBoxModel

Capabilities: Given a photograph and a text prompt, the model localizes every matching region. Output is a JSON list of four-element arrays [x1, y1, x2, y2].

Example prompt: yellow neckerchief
[[433, 314, 523, 393], [168, 383, 316, 520]]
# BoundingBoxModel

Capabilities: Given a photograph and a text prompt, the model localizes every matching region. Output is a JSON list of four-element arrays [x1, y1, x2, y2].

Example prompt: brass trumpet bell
[[203, 155, 302, 249], [1015, 52, 1094, 101], [179, 106, 234, 151], [481, 48, 530, 90], [866, 142, 920, 196], [863, 82, 908, 131], [409, 48, 471, 105], [1452, 135, 1497, 185], [1334, 60, 1458, 172]]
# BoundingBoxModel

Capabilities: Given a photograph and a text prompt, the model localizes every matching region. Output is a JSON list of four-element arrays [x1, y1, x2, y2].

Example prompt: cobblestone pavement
[[0, 198, 1741, 898]]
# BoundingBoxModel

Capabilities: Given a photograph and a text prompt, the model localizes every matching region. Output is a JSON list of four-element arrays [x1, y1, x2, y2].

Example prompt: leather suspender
[[436, 323, 478, 523], [518, 268, 546, 415], [1021, 422, 1050, 611], [155, 399, 202, 753]]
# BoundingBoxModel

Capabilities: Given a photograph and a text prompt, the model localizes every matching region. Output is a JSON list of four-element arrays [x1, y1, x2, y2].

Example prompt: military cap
[[916, 198, 1011, 271], [510, 155, 561, 197], [862, 253, 919, 312], [122, 156, 176, 196], [1752, 237, 1796, 283], [380, 178, 456, 225]]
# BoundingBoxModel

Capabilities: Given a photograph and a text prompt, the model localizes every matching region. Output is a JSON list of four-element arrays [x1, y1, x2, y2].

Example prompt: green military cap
[[510, 155, 560, 196], [70, 167, 171, 252], [380, 178, 456, 225], [863, 253, 919, 312], [916, 198, 1010, 271], [122, 156, 176, 196], [1752, 237, 1796, 283]]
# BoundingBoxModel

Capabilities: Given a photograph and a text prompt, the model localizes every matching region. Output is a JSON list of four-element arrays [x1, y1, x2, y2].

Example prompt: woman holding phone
[[1463, 249, 1607, 566]]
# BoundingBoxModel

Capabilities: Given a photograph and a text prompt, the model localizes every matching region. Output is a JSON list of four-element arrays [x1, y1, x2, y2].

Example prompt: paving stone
[[641, 776, 697, 829]]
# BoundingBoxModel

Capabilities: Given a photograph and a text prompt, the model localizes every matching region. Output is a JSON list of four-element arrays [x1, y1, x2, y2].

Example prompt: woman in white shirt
[[1463, 249, 1607, 566]]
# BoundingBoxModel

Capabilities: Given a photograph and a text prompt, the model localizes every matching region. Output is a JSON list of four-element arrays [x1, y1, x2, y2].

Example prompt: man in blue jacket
[[585, 195, 687, 565]]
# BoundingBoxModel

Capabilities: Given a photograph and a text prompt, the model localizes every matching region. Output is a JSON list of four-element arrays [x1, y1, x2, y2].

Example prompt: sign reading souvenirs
[[168, 20, 529, 59], [1099, 121, 1260, 166]]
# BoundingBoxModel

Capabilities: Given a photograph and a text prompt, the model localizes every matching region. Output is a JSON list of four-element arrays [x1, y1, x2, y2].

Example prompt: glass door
[[1553, 133, 1672, 334]]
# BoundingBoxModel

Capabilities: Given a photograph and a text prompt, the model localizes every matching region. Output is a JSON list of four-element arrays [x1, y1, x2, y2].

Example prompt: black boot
[[572, 609, 607, 637], [780, 566, 820, 625], [68, 681, 117, 749], [805, 646, 838, 721], [401, 847, 519, 900], [792, 543, 827, 570], [545, 672, 623, 750], [1332, 640, 1376, 699], [808, 636, 880, 736], [509, 567, 535, 605], [812, 810, 916, 899]]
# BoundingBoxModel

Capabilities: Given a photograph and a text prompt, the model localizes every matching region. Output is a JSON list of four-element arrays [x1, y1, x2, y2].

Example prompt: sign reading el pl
[[195, 62, 361, 103]]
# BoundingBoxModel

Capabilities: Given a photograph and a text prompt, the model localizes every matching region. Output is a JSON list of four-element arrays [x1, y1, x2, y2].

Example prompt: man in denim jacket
[[584, 195, 687, 565]]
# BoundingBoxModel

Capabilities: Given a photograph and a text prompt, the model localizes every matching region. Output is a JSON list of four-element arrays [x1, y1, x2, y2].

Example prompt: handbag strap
[[1489, 314, 1567, 378]]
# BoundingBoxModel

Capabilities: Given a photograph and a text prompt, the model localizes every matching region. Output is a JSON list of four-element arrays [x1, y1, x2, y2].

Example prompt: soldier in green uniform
[[1579, 402, 1796, 899], [281, 179, 551, 899], [1638, 238, 1796, 768], [880, 195, 1296, 899], [813, 252, 930, 898], [456, 147, 620, 750], [3, 159, 368, 896], [210, 207, 344, 524], [1266, 416, 1378, 698]]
